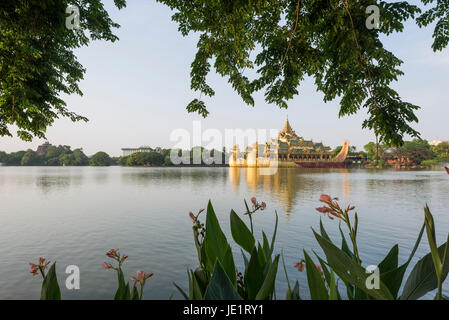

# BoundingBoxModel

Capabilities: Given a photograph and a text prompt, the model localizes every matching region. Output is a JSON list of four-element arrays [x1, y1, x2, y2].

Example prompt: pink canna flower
[[29, 263, 39, 276], [106, 248, 119, 259], [189, 211, 196, 221], [260, 202, 266, 210], [130, 270, 153, 286], [293, 260, 305, 272], [319, 194, 332, 204], [102, 262, 113, 269], [38, 257, 50, 269]]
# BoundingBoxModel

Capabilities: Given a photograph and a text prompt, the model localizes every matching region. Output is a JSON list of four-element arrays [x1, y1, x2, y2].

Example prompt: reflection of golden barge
[[229, 117, 349, 168]]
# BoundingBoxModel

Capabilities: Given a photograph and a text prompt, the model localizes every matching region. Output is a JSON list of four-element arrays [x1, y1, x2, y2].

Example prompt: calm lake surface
[[0, 166, 448, 299]]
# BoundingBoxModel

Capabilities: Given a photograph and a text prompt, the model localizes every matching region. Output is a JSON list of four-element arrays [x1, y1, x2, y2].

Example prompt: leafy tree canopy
[[89, 151, 112, 166], [1, 1, 448, 146], [0, 0, 126, 141], [157, 0, 449, 146]]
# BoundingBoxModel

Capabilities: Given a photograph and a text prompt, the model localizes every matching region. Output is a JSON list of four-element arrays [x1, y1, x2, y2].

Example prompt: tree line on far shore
[[1, 140, 448, 167], [363, 139, 449, 166], [0, 146, 230, 167], [0, 145, 116, 167]]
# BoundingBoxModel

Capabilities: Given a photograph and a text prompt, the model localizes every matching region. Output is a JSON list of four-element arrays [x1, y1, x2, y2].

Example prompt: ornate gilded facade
[[229, 117, 349, 168]]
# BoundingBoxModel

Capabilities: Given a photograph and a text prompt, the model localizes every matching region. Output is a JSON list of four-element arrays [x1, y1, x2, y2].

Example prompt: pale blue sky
[[1, 1, 448, 156]]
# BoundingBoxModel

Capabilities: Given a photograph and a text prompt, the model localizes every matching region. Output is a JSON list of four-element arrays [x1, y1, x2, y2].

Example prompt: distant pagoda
[[229, 117, 349, 168], [36, 141, 52, 156]]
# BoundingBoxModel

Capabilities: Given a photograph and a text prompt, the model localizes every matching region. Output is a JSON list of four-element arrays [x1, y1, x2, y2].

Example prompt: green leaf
[[313, 229, 394, 300], [269, 211, 279, 256], [378, 244, 399, 274], [245, 247, 264, 300], [255, 254, 280, 300], [319, 218, 331, 242], [230, 209, 255, 253], [303, 250, 329, 300], [114, 268, 127, 300], [190, 270, 203, 300], [204, 200, 235, 284], [401, 241, 449, 300], [40, 262, 61, 300], [131, 285, 140, 300], [329, 269, 339, 300], [204, 261, 242, 300], [222, 245, 237, 287], [173, 282, 189, 300], [380, 223, 425, 299]]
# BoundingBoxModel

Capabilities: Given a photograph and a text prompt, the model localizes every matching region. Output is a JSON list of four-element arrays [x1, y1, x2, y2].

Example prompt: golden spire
[[280, 115, 294, 135]]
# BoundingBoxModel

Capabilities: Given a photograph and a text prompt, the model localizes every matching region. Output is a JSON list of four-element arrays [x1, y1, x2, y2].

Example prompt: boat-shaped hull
[[295, 161, 346, 168]]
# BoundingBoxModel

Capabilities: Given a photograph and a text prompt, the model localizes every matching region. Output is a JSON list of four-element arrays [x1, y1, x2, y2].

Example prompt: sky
[[1, 1, 448, 157]]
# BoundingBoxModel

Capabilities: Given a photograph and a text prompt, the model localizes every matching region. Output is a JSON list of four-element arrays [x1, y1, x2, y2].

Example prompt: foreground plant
[[29, 257, 61, 300], [287, 195, 449, 300], [103, 248, 153, 300], [176, 198, 279, 300]]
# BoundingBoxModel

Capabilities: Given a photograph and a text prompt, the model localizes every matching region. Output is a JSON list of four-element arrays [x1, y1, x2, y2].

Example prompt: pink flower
[[38, 257, 50, 269], [260, 202, 266, 210], [102, 262, 113, 269], [189, 211, 196, 221], [130, 270, 154, 286], [29, 263, 39, 276], [294, 260, 305, 272], [106, 248, 119, 259], [120, 255, 128, 263], [319, 194, 332, 204], [251, 197, 257, 206]]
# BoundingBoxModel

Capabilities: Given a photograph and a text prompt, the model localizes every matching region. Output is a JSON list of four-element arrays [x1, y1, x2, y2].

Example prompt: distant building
[[429, 140, 448, 146], [36, 142, 52, 156], [121, 146, 154, 157]]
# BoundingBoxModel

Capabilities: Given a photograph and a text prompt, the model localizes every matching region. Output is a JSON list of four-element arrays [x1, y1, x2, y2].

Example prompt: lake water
[[0, 166, 448, 299]]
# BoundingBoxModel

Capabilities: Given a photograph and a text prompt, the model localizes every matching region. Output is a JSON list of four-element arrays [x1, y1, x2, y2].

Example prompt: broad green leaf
[[257, 242, 267, 269], [230, 209, 255, 253], [222, 245, 237, 287], [40, 262, 61, 300], [304, 250, 329, 300], [313, 252, 332, 287], [190, 270, 203, 300], [262, 231, 270, 260], [338, 223, 355, 260], [241, 249, 249, 270], [329, 269, 339, 300], [380, 222, 424, 299], [114, 268, 127, 300], [378, 244, 399, 274], [255, 254, 280, 300], [313, 229, 394, 300], [204, 201, 229, 274], [204, 261, 242, 300], [319, 218, 331, 242], [401, 240, 449, 300], [245, 247, 264, 299]]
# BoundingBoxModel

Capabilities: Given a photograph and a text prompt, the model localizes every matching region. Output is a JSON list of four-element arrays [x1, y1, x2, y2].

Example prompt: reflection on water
[[0, 166, 448, 299], [229, 167, 352, 213]]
